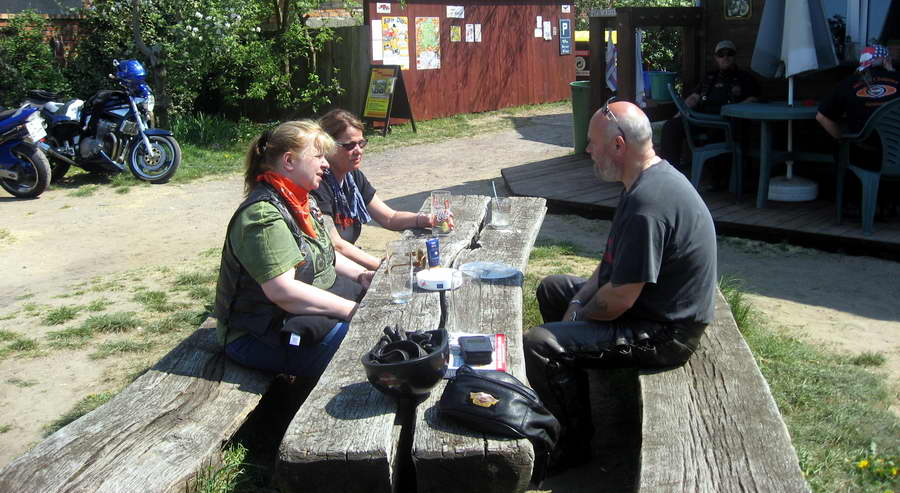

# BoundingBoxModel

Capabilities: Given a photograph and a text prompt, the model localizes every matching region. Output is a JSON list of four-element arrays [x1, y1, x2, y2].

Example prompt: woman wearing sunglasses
[[314, 109, 451, 269], [214, 120, 375, 378]]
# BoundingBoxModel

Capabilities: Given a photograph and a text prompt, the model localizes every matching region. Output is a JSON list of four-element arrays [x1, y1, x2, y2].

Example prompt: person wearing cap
[[816, 44, 899, 218], [660, 40, 759, 184]]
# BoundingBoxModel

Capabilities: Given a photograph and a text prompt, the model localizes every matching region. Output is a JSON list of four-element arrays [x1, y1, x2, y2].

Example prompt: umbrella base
[[768, 176, 818, 202]]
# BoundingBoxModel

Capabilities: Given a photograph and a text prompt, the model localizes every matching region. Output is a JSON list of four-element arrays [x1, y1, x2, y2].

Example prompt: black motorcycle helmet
[[361, 328, 449, 399]]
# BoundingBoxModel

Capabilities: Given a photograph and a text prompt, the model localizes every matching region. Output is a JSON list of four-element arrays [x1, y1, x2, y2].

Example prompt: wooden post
[[616, 9, 636, 103], [589, 15, 607, 117]]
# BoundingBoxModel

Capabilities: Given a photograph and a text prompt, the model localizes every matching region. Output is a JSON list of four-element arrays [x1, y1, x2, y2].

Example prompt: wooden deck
[[502, 154, 900, 258]]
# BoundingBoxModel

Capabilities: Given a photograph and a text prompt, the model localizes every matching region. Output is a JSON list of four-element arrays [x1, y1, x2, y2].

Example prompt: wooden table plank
[[275, 196, 488, 493], [412, 197, 547, 493]]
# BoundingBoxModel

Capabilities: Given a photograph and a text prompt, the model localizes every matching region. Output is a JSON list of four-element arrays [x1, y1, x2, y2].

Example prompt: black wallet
[[458, 335, 493, 365]]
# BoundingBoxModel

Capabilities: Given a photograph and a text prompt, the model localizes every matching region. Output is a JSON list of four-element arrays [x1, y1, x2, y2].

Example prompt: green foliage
[[188, 443, 249, 493], [42, 305, 82, 326], [573, 0, 695, 74], [67, 0, 343, 116], [0, 11, 70, 106], [80, 312, 143, 333], [849, 352, 887, 368]]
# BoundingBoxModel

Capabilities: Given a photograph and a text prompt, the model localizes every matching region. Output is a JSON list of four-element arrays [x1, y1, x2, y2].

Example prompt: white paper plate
[[459, 261, 519, 280], [416, 267, 462, 290]]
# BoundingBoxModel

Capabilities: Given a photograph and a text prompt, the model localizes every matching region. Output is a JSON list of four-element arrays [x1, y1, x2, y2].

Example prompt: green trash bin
[[647, 71, 677, 101], [570, 81, 591, 154]]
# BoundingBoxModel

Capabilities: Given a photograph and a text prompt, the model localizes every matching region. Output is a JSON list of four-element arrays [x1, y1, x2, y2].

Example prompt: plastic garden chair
[[836, 98, 900, 236], [668, 83, 744, 201]]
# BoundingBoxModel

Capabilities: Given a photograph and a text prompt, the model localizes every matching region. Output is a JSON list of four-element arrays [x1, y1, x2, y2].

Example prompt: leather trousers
[[524, 275, 706, 458]]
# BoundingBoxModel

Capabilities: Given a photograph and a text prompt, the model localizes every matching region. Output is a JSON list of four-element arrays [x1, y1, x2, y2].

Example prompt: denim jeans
[[225, 321, 349, 379]]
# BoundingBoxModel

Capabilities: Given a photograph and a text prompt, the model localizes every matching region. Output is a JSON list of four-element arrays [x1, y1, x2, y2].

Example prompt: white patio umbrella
[[751, 0, 838, 201]]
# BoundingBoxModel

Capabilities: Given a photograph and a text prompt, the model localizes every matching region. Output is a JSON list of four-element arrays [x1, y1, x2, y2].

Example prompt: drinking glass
[[452, 268, 482, 331], [386, 240, 413, 304], [431, 190, 452, 236], [490, 197, 512, 229]]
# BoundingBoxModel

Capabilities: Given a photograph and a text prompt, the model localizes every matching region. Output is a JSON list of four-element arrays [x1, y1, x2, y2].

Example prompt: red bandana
[[256, 171, 317, 239]]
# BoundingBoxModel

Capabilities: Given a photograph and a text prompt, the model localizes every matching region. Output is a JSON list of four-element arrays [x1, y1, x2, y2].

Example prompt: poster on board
[[474, 24, 481, 42], [382, 17, 410, 69], [362, 65, 416, 137], [446, 6, 464, 18], [371, 19, 383, 60], [465, 24, 474, 42], [450, 25, 461, 42], [362, 66, 396, 120], [415, 17, 441, 69]]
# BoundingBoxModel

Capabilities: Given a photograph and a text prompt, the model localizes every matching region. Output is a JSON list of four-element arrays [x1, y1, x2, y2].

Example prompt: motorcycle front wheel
[[1, 144, 51, 198], [128, 135, 181, 184]]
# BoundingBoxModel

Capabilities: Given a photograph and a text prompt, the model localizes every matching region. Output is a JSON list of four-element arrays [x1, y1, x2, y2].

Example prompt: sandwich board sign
[[362, 65, 417, 136]]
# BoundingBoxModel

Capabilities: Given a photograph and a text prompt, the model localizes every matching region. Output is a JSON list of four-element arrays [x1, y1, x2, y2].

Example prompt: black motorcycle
[[27, 59, 181, 184]]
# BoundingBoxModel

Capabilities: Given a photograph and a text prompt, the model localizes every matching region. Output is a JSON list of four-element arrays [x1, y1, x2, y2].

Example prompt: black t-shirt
[[310, 169, 377, 244], [818, 67, 900, 134], [596, 161, 717, 325], [692, 67, 760, 115]]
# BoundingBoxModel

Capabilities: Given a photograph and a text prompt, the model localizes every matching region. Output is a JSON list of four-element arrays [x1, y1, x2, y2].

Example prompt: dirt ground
[[1, 108, 897, 474]]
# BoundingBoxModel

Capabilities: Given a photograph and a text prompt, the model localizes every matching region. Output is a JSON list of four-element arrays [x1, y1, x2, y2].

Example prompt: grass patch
[[6, 338, 38, 352], [89, 340, 154, 360], [719, 279, 899, 493], [529, 241, 581, 260], [85, 298, 113, 312], [0, 311, 19, 321], [174, 270, 219, 288], [81, 312, 142, 334], [850, 352, 887, 368], [47, 325, 95, 348], [42, 305, 82, 325], [148, 310, 205, 334], [188, 443, 250, 493], [68, 184, 99, 197], [133, 290, 184, 312], [0, 424, 10, 433], [0, 228, 13, 243], [0, 330, 18, 342], [43, 391, 115, 437], [7, 377, 37, 387]]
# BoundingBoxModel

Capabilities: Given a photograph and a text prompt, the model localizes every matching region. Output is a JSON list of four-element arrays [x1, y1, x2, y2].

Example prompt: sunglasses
[[600, 96, 627, 143], [336, 139, 368, 151], [716, 50, 736, 57]]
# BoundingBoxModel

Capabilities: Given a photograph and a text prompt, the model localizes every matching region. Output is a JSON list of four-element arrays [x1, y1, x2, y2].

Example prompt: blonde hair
[[243, 120, 335, 194]]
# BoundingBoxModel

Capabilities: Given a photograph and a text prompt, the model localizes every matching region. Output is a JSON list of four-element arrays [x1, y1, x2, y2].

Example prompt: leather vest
[[214, 183, 328, 346]]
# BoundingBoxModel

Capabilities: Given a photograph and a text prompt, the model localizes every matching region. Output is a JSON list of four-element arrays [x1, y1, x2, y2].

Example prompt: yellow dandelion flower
[[891, 466, 898, 476], [857, 459, 870, 469]]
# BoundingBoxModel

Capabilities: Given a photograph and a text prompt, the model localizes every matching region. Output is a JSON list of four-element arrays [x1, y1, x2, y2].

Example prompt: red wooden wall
[[365, 0, 576, 121]]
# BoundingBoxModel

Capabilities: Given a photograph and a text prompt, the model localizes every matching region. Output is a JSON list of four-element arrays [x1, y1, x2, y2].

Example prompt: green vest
[[214, 183, 336, 346]]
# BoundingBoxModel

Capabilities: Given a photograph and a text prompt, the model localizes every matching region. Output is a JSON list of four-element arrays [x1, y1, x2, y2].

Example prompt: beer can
[[426, 237, 440, 268]]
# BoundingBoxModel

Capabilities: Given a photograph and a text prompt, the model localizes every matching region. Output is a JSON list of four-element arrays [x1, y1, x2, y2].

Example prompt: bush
[[66, 0, 343, 117], [0, 11, 70, 107]]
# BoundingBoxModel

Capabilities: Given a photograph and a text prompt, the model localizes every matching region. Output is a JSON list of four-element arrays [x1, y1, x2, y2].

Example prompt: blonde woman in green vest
[[214, 120, 375, 378]]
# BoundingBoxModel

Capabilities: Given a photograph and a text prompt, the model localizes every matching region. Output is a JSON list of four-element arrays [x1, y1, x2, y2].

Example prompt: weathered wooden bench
[[275, 195, 547, 493], [636, 289, 809, 492], [0, 318, 274, 492]]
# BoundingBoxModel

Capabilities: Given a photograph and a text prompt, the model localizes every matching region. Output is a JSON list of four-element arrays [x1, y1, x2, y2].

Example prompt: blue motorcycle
[[27, 59, 181, 184], [0, 104, 51, 198]]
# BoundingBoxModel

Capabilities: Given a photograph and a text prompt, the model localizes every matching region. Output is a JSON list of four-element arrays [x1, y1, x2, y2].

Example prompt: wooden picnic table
[[276, 194, 547, 493]]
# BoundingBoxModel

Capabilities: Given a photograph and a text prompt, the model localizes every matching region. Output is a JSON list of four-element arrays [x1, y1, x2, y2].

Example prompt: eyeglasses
[[716, 49, 736, 58], [336, 139, 368, 151], [600, 96, 627, 143]]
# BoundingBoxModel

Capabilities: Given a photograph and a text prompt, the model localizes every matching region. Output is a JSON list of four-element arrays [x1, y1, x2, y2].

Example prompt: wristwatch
[[569, 299, 583, 305]]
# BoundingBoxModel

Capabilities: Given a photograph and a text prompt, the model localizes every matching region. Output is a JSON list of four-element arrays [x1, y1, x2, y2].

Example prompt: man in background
[[660, 40, 759, 188]]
